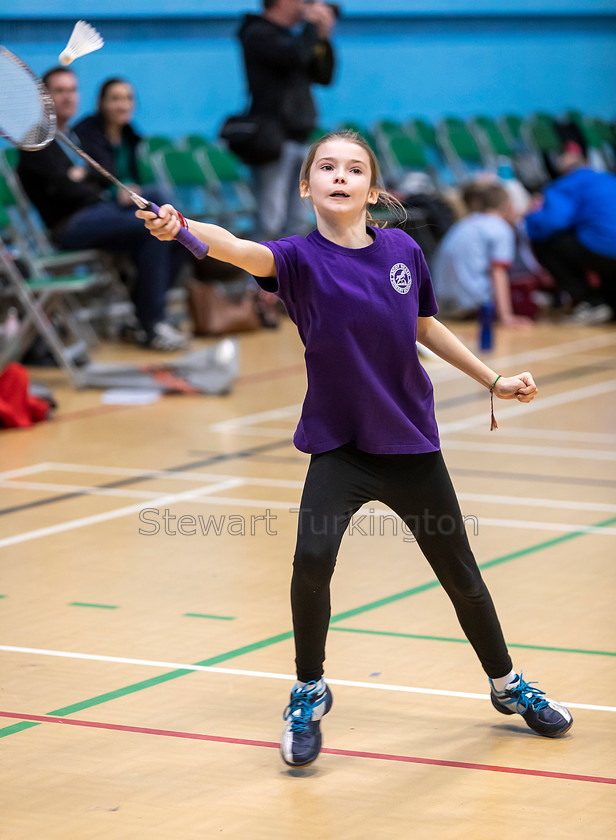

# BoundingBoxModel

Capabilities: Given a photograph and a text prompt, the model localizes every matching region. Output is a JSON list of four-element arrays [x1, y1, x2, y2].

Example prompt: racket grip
[[146, 201, 209, 260]]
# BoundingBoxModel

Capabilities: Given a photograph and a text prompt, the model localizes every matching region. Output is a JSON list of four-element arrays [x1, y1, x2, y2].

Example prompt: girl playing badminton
[[137, 130, 572, 767]]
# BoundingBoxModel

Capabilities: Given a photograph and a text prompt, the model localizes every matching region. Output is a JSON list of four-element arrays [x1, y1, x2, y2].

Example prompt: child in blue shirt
[[433, 183, 532, 328]]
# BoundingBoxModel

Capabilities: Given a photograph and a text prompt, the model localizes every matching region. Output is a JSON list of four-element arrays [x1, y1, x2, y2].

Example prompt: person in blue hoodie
[[525, 141, 616, 324]]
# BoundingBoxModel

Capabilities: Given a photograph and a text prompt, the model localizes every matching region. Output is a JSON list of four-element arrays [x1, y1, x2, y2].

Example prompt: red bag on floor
[[0, 363, 51, 428]]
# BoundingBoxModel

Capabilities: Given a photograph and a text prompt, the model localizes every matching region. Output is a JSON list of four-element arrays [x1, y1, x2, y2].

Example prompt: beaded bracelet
[[489, 374, 501, 431]]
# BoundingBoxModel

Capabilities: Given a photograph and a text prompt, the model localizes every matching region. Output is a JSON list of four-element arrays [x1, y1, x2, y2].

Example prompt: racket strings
[[0, 48, 56, 149]]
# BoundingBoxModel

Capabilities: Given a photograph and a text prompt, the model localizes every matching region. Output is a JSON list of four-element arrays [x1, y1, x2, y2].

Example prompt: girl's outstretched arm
[[416, 316, 537, 402], [136, 204, 276, 277]]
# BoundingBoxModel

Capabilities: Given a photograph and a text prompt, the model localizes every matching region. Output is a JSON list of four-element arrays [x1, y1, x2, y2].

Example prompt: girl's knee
[[442, 564, 487, 602], [293, 547, 337, 590]]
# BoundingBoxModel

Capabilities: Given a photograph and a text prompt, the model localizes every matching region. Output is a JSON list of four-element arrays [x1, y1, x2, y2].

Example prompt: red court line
[[2, 711, 614, 785]]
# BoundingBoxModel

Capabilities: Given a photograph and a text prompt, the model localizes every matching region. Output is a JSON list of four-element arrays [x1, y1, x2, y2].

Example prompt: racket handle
[[146, 201, 209, 260]]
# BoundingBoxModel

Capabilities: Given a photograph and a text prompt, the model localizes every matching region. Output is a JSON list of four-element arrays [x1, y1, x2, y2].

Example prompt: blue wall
[[2, 1, 615, 140]]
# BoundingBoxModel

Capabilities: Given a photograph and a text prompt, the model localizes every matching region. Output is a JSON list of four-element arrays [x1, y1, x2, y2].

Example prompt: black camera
[[305, 0, 342, 20]]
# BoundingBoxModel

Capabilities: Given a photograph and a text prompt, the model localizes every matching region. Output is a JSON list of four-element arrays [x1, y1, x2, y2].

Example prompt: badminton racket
[[0, 46, 209, 259]]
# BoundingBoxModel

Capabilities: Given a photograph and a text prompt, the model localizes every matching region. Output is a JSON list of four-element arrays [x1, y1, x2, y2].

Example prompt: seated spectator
[[76, 77, 277, 336], [525, 142, 616, 324], [17, 68, 188, 351], [74, 78, 146, 206], [432, 183, 532, 328]]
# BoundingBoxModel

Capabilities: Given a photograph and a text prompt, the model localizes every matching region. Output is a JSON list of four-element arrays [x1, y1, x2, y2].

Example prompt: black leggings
[[291, 444, 512, 682]]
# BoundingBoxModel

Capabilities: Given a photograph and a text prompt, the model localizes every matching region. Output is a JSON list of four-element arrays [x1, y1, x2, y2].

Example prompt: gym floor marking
[[0, 711, 614, 785], [2, 513, 615, 741], [0, 477, 245, 549], [209, 378, 616, 439], [69, 602, 118, 610], [441, 439, 616, 461], [183, 613, 235, 620], [3, 341, 614, 770], [1, 646, 613, 711], [209, 331, 616, 433], [464, 427, 616, 444], [328, 628, 616, 658], [7, 464, 616, 513], [1, 466, 615, 552], [3, 483, 616, 533]]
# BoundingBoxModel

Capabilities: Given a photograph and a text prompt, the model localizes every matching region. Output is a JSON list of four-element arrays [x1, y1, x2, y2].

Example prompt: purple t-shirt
[[258, 226, 440, 454]]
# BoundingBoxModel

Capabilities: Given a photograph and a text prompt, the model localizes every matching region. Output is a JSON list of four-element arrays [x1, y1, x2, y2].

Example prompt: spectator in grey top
[[433, 183, 533, 328]]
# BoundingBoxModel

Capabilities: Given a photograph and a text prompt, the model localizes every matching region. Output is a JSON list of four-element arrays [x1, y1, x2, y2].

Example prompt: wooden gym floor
[[1, 318, 615, 839]]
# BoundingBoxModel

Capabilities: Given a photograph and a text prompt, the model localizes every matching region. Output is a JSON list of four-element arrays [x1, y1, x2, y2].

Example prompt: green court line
[[2, 513, 614, 739], [330, 627, 616, 658], [328, 514, 616, 624], [0, 631, 294, 738], [183, 613, 236, 621], [69, 602, 119, 610]]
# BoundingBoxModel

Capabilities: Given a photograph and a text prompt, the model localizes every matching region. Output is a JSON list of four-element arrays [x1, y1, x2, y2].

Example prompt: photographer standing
[[238, 0, 336, 239]]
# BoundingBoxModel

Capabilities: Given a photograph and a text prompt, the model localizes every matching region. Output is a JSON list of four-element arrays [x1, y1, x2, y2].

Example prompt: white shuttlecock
[[59, 20, 104, 66]]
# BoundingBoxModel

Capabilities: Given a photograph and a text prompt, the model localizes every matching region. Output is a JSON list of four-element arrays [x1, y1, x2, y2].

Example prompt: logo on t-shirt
[[389, 263, 413, 295]]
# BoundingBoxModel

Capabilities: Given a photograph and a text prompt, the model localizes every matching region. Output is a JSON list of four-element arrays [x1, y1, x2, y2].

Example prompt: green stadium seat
[[523, 113, 562, 155], [471, 116, 514, 159], [0, 146, 19, 172], [442, 118, 483, 163], [309, 126, 329, 143], [183, 133, 209, 151], [387, 135, 428, 169], [338, 122, 377, 151], [136, 147, 157, 186], [437, 117, 484, 182], [405, 118, 456, 185], [563, 112, 616, 170], [140, 135, 174, 157], [1, 167, 121, 284], [0, 232, 111, 387], [0, 174, 121, 385], [137, 136, 175, 186], [592, 118, 616, 147], [407, 118, 439, 151], [157, 149, 209, 187], [590, 119, 616, 170], [375, 119, 407, 139], [155, 148, 218, 221], [197, 144, 256, 233], [200, 145, 243, 182], [375, 133, 431, 186], [499, 115, 524, 148]]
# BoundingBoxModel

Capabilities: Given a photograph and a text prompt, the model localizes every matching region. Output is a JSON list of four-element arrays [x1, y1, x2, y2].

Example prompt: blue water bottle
[[478, 301, 495, 351]]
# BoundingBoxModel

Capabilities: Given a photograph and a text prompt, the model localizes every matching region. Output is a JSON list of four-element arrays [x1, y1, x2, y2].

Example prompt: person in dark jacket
[[17, 69, 188, 351], [525, 142, 616, 324], [239, 0, 336, 239], [74, 78, 142, 202]]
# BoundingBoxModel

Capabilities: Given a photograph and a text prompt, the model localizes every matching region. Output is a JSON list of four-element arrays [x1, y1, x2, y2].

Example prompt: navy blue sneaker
[[280, 680, 333, 767], [490, 672, 573, 737]]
